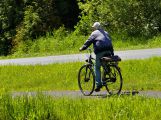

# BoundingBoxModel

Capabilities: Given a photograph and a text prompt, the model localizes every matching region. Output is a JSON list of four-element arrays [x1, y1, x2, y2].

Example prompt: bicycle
[[78, 48, 123, 96]]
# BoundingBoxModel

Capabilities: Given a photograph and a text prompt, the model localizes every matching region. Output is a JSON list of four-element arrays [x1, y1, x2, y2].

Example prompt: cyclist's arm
[[80, 34, 95, 51]]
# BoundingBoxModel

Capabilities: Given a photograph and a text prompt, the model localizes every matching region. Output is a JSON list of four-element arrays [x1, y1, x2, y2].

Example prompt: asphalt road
[[0, 48, 161, 65], [12, 90, 161, 99]]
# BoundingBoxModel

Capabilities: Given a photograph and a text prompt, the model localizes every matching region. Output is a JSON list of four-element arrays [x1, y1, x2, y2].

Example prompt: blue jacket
[[81, 29, 114, 55]]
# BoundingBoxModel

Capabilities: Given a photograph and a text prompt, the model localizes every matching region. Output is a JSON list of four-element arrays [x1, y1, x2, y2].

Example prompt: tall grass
[[2, 27, 161, 59], [0, 57, 161, 92], [0, 93, 161, 120], [11, 27, 88, 58], [113, 34, 161, 50]]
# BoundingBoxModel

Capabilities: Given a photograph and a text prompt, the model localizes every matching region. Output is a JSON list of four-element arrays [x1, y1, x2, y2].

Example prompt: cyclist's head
[[92, 22, 101, 30]]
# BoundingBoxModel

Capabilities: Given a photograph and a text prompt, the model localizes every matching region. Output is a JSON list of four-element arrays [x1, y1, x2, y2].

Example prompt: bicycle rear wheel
[[104, 65, 123, 95], [78, 64, 95, 96]]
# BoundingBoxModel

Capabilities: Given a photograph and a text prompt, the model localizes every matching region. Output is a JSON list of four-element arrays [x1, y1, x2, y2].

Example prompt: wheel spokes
[[105, 65, 122, 95], [78, 66, 95, 96]]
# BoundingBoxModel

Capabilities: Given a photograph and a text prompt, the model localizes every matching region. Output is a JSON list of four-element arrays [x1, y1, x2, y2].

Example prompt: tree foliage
[[0, 0, 80, 55], [0, 0, 24, 55], [76, 0, 161, 37], [1, 0, 161, 56]]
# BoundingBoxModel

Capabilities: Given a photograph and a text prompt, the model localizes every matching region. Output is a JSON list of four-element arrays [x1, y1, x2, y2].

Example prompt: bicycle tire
[[103, 64, 123, 95], [78, 64, 95, 96]]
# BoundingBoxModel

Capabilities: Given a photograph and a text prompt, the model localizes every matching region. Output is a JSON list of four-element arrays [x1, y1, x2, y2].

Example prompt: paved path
[[12, 90, 161, 99], [0, 48, 161, 65]]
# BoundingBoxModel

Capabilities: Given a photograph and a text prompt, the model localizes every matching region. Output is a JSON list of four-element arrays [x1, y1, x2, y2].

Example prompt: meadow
[[0, 57, 161, 119], [0, 57, 161, 92]]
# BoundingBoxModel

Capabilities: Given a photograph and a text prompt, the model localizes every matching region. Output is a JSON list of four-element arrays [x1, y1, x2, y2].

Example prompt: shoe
[[95, 86, 102, 92], [102, 81, 107, 86], [95, 87, 101, 92]]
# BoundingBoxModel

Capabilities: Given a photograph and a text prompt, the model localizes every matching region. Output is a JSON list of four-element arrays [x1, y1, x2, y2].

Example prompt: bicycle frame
[[85, 48, 95, 65]]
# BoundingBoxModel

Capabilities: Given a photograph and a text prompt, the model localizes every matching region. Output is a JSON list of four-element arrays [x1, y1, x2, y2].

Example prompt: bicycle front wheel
[[104, 65, 123, 95], [78, 64, 95, 96]]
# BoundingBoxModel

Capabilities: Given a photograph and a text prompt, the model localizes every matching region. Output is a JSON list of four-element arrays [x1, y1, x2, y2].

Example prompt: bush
[[12, 26, 88, 57]]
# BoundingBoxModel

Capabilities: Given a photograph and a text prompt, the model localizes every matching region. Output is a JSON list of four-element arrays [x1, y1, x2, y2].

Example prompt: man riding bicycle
[[79, 22, 114, 92]]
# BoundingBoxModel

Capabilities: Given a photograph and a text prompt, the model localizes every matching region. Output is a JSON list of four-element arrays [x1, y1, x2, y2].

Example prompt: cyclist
[[79, 22, 114, 92]]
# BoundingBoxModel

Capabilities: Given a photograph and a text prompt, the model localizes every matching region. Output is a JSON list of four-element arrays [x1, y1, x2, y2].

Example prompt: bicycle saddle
[[101, 55, 121, 62]]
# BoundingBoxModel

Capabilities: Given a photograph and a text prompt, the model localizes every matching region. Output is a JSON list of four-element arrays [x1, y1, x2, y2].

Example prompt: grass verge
[[0, 57, 161, 92], [0, 93, 161, 120]]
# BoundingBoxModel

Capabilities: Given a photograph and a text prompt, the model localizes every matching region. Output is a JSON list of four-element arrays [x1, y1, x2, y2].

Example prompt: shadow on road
[[89, 90, 139, 98]]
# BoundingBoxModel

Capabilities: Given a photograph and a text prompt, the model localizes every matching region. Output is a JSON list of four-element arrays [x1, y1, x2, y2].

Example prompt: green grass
[[121, 57, 161, 90], [0, 57, 161, 119], [0, 62, 82, 92], [0, 93, 161, 120], [0, 57, 161, 92]]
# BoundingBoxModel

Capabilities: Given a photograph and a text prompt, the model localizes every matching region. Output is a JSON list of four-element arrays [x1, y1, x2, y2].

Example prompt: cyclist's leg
[[95, 54, 102, 89], [95, 51, 109, 89]]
